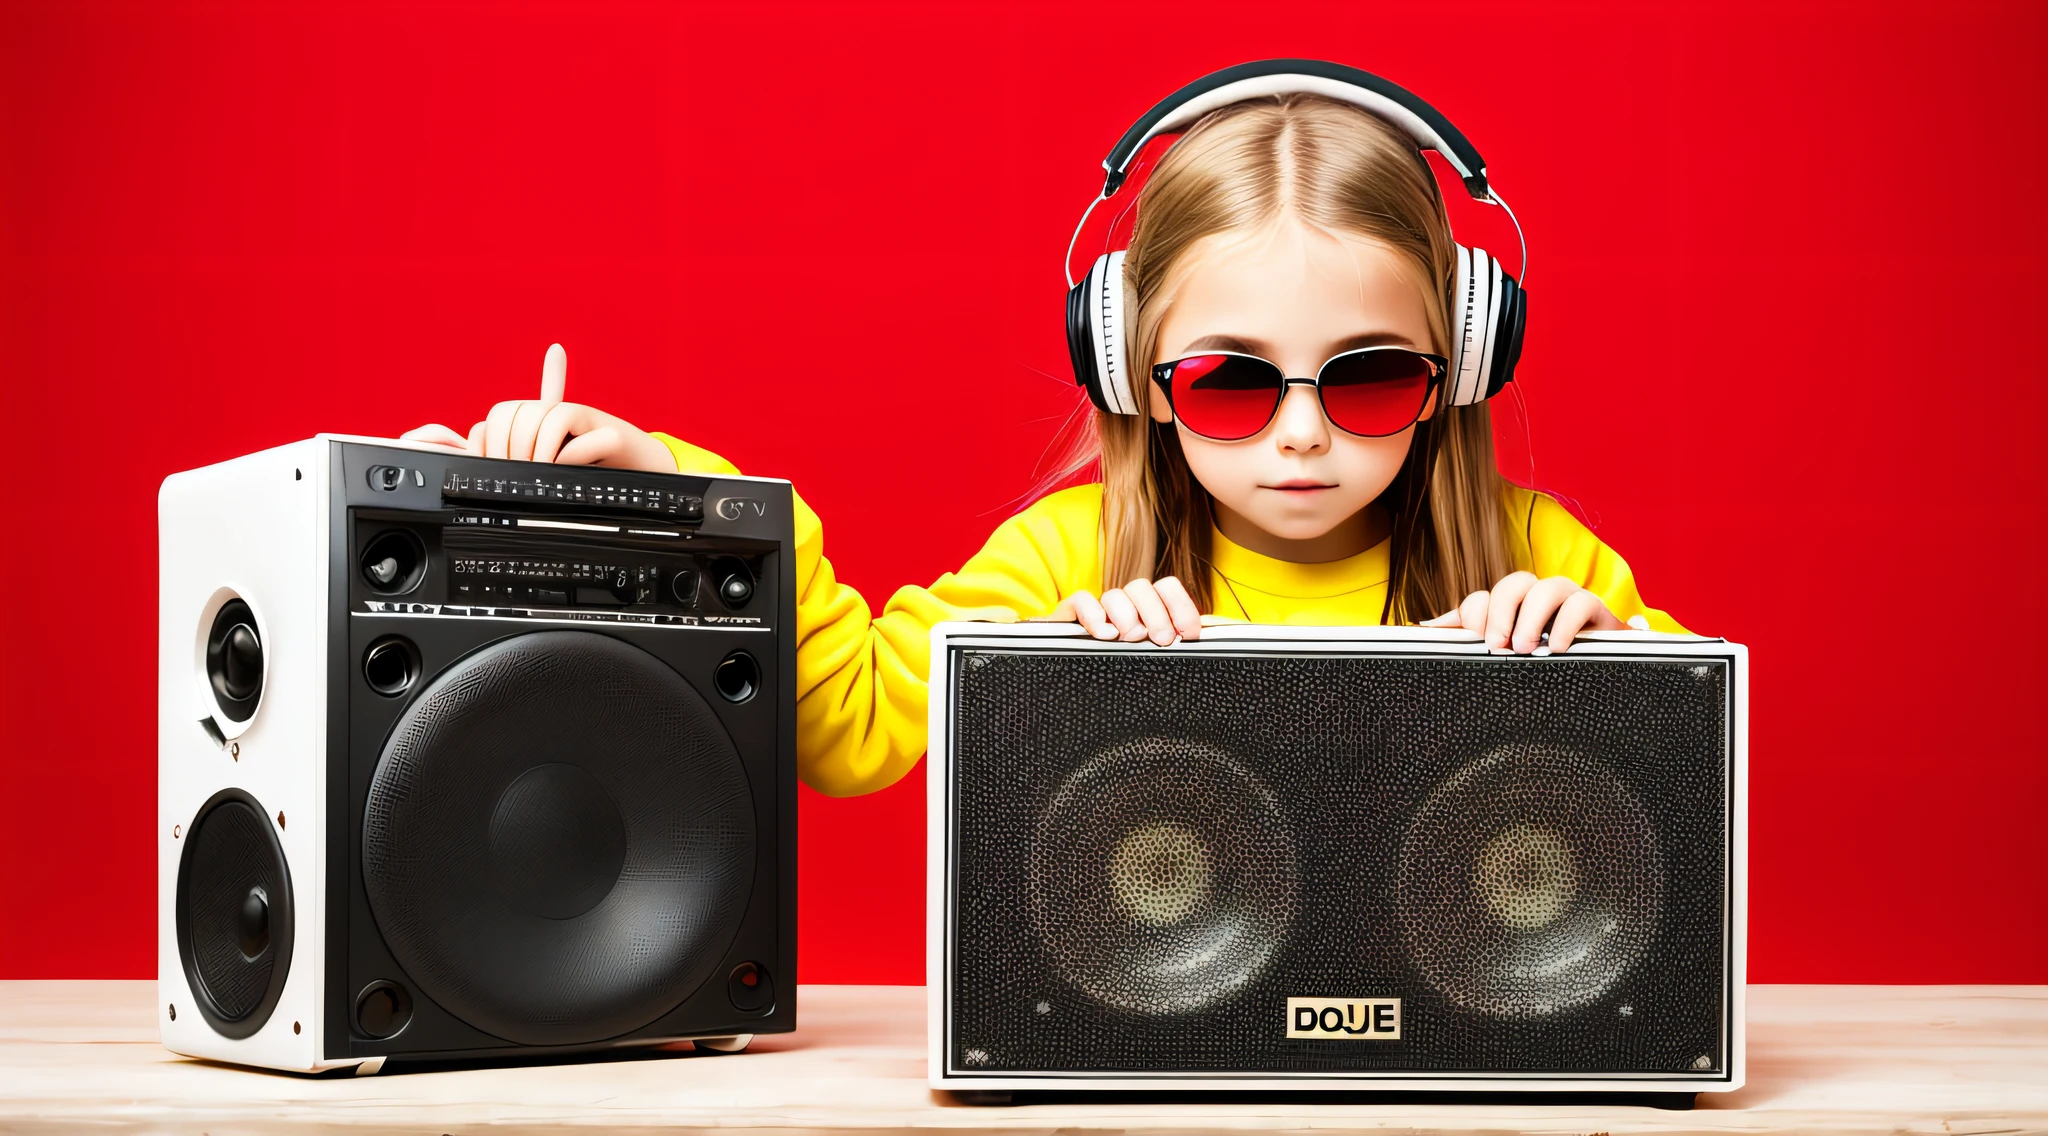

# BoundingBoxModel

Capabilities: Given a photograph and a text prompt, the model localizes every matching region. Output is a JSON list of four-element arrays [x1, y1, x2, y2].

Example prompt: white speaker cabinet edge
[[158, 434, 470, 1073]]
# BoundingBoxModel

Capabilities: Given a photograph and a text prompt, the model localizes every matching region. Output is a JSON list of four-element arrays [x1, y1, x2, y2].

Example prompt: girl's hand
[[1044, 577, 1202, 645], [400, 343, 678, 473], [1419, 570, 1625, 654]]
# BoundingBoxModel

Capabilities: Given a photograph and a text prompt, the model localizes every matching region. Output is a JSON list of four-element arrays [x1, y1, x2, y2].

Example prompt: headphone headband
[[1099, 58, 1492, 201]]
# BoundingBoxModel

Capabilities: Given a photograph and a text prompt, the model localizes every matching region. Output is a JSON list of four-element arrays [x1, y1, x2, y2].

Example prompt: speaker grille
[[363, 630, 755, 1047], [177, 789, 293, 1038], [945, 650, 1729, 1076]]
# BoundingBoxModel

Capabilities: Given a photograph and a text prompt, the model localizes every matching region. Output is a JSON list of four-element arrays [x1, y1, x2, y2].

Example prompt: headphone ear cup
[[1066, 252, 1137, 415], [1485, 272, 1526, 399], [1094, 250, 1134, 414], [1449, 245, 1494, 406], [1067, 271, 1113, 412]]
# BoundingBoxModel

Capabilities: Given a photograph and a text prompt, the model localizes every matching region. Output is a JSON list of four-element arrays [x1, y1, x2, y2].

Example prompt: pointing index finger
[[539, 343, 568, 404]]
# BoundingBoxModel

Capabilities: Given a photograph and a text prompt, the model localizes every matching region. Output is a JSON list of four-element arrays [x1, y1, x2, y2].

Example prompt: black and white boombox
[[927, 622, 1746, 1096], [158, 435, 795, 1073]]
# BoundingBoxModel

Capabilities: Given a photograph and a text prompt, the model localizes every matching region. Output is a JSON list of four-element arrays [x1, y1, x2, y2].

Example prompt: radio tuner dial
[[718, 573, 753, 608]]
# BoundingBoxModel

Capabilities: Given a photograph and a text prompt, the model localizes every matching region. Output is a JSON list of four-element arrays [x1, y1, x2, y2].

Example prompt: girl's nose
[[1269, 383, 1330, 455]]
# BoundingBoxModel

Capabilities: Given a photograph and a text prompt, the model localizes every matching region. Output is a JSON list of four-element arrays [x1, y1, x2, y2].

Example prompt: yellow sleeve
[[1509, 486, 1691, 635], [653, 433, 1101, 797]]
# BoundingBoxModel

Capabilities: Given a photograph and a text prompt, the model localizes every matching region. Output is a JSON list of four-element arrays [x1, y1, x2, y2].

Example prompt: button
[[535, 589, 567, 605]]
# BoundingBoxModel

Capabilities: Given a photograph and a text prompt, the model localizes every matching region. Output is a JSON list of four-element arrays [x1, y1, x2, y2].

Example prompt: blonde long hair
[[1043, 94, 1518, 622]]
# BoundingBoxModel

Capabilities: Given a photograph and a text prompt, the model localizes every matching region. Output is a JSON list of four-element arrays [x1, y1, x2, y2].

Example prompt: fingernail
[[1533, 646, 1552, 657], [1488, 646, 1513, 655]]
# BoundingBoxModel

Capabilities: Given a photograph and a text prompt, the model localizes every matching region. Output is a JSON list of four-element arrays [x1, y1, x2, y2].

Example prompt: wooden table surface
[[0, 982, 2042, 1134]]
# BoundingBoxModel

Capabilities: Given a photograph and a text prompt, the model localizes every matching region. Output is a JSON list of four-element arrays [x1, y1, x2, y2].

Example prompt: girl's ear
[[1149, 378, 1174, 424]]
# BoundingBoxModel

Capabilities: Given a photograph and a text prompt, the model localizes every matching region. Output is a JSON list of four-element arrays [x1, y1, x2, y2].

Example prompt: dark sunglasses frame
[[1150, 346, 1450, 441]]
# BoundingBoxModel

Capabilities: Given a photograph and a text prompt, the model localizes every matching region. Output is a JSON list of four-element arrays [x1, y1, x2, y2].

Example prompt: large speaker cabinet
[[928, 623, 1745, 1095], [159, 436, 795, 1073]]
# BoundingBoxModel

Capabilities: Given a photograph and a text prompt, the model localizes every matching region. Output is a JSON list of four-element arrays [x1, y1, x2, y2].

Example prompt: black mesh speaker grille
[[363, 630, 755, 1047], [945, 650, 1730, 1077], [177, 789, 293, 1038]]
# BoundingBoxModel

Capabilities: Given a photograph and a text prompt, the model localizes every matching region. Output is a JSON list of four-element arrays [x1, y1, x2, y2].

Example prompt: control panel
[[355, 520, 764, 628], [342, 444, 783, 632], [447, 555, 695, 609], [438, 471, 704, 522]]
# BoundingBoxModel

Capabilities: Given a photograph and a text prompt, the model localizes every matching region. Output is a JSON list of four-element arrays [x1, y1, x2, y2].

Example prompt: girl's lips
[[1265, 481, 1335, 490]]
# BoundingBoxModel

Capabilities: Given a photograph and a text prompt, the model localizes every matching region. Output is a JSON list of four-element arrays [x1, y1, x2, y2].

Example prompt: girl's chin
[[1237, 507, 1359, 541]]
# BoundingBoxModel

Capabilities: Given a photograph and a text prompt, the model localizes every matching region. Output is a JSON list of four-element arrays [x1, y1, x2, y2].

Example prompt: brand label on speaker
[[1284, 997, 1401, 1040]]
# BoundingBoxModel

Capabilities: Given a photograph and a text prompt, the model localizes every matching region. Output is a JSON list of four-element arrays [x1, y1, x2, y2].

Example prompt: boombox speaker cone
[[363, 630, 756, 1046], [1396, 744, 1663, 1019], [177, 788, 294, 1039], [1028, 737, 1300, 1016]]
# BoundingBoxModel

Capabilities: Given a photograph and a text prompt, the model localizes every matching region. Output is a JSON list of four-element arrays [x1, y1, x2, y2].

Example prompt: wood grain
[[0, 983, 2042, 1134]]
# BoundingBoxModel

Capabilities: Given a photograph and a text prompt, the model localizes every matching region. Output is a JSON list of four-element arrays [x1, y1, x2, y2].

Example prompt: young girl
[[406, 90, 1684, 799]]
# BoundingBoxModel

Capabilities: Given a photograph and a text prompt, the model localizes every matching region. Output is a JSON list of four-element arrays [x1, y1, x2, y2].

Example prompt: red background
[[3, 1, 2043, 983]]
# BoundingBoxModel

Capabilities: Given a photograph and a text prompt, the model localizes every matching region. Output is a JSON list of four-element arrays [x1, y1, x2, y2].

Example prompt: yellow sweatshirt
[[656, 433, 1686, 798]]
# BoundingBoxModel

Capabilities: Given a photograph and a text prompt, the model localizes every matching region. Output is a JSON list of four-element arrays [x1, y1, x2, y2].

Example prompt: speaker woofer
[[1396, 744, 1663, 1020], [362, 630, 756, 1047], [176, 788, 293, 1038], [1028, 738, 1298, 1016]]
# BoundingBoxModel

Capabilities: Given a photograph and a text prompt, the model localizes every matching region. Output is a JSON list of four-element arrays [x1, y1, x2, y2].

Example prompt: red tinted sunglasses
[[1151, 347, 1448, 441]]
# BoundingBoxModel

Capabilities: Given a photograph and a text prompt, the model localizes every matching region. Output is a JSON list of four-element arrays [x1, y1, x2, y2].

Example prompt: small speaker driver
[[204, 599, 264, 723]]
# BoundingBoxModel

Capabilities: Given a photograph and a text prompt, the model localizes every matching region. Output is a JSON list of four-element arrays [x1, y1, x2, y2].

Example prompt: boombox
[[158, 435, 795, 1073], [928, 623, 1746, 1096]]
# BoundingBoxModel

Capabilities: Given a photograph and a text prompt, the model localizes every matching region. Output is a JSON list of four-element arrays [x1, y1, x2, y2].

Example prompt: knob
[[719, 573, 753, 607]]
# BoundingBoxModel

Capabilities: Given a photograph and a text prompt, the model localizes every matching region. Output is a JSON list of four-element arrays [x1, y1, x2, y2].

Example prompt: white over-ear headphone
[[1064, 59, 1528, 417]]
